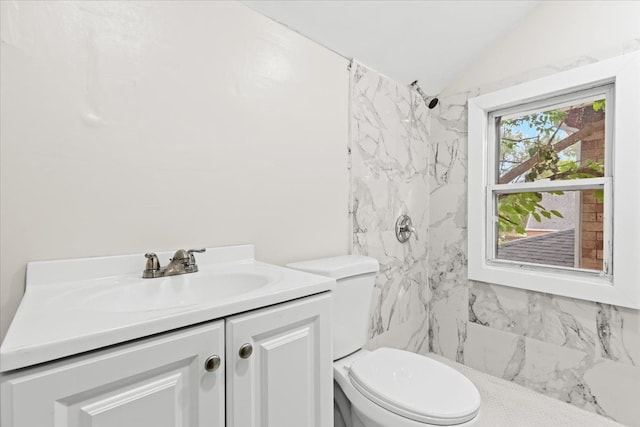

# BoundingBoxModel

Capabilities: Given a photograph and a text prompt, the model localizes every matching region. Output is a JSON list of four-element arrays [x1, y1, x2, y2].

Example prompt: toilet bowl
[[333, 349, 481, 427], [287, 255, 482, 427]]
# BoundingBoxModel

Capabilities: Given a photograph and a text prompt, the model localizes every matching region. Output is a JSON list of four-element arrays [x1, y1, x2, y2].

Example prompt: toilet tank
[[287, 255, 379, 360]]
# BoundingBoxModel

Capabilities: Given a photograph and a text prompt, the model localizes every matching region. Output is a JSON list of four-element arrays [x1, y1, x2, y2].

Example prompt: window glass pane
[[494, 189, 605, 271], [497, 96, 607, 184]]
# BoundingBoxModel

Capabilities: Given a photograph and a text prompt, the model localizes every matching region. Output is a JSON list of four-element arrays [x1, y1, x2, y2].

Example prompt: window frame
[[487, 85, 614, 276], [468, 52, 640, 309]]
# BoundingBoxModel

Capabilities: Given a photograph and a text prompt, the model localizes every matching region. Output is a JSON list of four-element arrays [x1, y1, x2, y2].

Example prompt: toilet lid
[[349, 348, 481, 425]]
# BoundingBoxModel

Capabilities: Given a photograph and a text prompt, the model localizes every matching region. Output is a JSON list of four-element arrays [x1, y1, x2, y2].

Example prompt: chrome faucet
[[143, 248, 206, 278]]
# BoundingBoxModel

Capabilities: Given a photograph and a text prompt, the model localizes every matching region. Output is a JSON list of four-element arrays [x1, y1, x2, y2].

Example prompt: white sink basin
[[54, 272, 274, 312], [0, 245, 335, 373]]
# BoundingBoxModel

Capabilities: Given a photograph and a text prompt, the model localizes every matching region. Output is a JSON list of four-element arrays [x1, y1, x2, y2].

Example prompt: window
[[490, 85, 613, 274], [468, 53, 640, 308]]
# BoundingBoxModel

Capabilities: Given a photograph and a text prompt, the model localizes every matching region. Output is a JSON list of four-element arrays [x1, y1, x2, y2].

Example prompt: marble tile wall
[[348, 61, 430, 354], [427, 44, 640, 426]]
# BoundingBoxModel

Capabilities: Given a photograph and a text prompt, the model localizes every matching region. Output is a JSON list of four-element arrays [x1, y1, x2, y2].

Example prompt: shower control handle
[[396, 215, 418, 243]]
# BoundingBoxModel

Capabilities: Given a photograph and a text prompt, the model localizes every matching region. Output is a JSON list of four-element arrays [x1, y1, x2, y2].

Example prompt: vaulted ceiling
[[242, 1, 540, 94]]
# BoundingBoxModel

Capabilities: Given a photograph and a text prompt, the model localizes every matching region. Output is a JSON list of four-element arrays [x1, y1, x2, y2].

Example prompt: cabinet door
[[1, 321, 225, 427], [226, 293, 332, 427]]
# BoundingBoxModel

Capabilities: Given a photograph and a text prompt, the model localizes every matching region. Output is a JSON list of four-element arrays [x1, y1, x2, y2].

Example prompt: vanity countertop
[[0, 245, 335, 373]]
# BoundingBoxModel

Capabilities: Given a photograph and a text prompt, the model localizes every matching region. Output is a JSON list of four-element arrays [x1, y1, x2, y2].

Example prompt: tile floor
[[429, 354, 626, 427]]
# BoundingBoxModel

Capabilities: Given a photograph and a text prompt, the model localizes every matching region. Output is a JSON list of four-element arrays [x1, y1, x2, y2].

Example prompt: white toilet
[[287, 255, 481, 427]]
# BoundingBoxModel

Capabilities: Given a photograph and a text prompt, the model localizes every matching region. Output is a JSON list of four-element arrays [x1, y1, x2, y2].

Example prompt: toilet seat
[[348, 348, 481, 426]]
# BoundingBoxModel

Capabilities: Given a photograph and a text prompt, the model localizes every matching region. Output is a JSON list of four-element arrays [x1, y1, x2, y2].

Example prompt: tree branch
[[498, 214, 520, 226], [498, 119, 604, 184], [546, 119, 564, 146], [548, 167, 604, 181]]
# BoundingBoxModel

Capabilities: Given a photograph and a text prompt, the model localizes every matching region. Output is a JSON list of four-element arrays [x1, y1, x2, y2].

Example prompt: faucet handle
[[145, 253, 160, 269], [187, 248, 206, 265], [143, 253, 161, 278], [406, 224, 419, 241]]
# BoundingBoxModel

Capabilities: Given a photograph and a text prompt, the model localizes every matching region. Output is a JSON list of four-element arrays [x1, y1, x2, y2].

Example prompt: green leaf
[[592, 99, 606, 112], [541, 211, 552, 219], [594, 189, 605, 202], [550, 210, 564, 218], [531, 212, 541, 222], [514, 205, 527, 216]]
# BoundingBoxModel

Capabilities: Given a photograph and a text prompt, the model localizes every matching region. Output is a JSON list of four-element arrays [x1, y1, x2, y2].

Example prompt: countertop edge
[[0, 278, 335, 373]]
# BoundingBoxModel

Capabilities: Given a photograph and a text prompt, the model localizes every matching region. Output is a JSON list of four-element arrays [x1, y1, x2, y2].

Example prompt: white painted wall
[[0, 1, 349, 342], [446, 1, 640, 94]]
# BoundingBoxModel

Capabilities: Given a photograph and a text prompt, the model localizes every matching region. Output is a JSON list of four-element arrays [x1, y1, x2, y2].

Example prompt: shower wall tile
[[428, 227, 467, 299], [620, 307, 640, 365], [521, 338, 601, 415], [429, 285, 468, 362], [583, 360, 640, 425], [596, 303, 639, 366], [350, 61, 429, 355], [469, 283, 529, 336], [429, 138, 467, 188], [429, 184, 466, 234], [527, 294, 598, 354], [464, 322, 525, 381], [428, 47, 640, 426]]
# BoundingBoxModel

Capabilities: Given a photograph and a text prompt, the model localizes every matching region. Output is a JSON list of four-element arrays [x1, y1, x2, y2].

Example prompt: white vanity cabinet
[[0, 321, 226, 427], [226, 293, 332, 427], [1, 293, 332, 427]]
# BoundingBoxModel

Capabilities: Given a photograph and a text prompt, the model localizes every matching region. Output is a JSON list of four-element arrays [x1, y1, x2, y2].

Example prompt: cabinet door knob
[[239, 343, 253, 359], [205, 355, 221, 372]]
